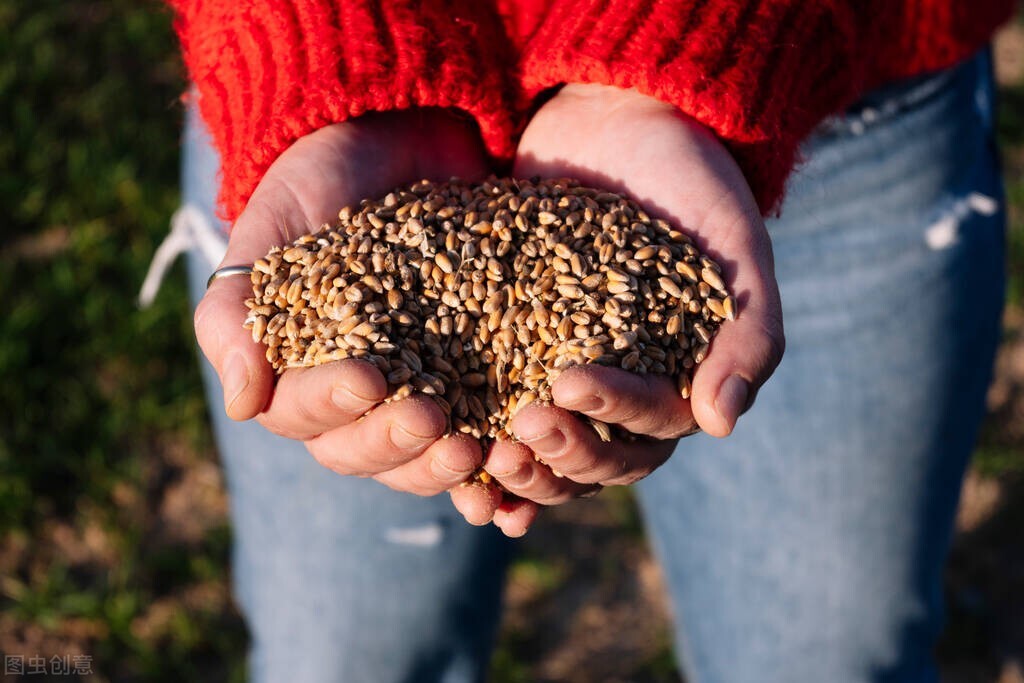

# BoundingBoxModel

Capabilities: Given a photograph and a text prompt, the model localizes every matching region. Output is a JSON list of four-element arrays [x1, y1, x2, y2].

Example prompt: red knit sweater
[[170, 0, 1014, 220]]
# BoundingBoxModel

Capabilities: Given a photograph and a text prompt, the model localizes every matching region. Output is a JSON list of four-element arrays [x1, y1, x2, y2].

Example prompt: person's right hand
[[194, 110, 502, 522]]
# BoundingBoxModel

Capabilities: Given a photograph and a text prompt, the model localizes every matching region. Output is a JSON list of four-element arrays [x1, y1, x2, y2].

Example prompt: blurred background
[[1, 1, 1022, 681]]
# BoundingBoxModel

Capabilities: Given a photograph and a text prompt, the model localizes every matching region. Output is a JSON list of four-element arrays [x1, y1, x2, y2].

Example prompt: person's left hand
[[450, 84, 786, 536]]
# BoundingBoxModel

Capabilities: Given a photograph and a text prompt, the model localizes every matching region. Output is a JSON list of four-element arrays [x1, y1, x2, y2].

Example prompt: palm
[[195, 110, 504, 524], [472, 85, 786, 536], [519, 84, 783, 429]]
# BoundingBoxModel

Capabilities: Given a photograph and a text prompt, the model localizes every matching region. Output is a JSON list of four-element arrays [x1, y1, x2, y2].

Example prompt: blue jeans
[[182, 49, 1005, 683]]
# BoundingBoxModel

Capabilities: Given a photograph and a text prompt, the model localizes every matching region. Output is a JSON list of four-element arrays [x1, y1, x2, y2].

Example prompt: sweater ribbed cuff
[[172, 0, 518, 221], [519, 0, 871, 215]]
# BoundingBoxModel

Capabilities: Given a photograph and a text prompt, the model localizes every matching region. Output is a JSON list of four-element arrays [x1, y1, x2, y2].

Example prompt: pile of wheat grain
[[244, 177, 733, 443]]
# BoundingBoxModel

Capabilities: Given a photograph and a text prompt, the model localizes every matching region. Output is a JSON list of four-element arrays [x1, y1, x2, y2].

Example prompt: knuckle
[[769, 328, 786, 370], [255, 413, 294, 440], [561, 466, 605, 485], [496, 469, 534, 491], [193, 294, 212, 328], [628, 399, 679, 439], [757, 312, 787, 371], [371, 473, 408, 493], [442, 438, 483, 472], [601, 468, 651, 487], [501, 473, 545, 497], [376, 473, 436, 496], [660, 419, 697, 440], [730, 316, 786, 388], [193, 297, 218, 352], [371, 474, 403, 492], [396, 398, 447, 438], [595, 394, 642, 424], [305, 440, 338, 472], [377, 430, 426, 469], [630, 414, 673, 439], [535, 450, 587, 479], [293, 387, 330, 429], [430, 469, 471, 490], [417, 481, 450, 496], [533, 491, 575, 506], [305, 438, 363, 476], [432, 462, 473, 485]]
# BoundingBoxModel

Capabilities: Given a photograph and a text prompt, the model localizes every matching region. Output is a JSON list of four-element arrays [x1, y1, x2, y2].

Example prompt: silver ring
[[206, 265, 253, 289]]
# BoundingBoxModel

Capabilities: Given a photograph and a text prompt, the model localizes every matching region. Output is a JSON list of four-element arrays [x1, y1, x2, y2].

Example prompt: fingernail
[[222, 352, 250, 410], [562, 393, 603, 412], [430, 455, 468, 480], [392, 423, 436, 450], [715, 374, 749, 431], [519, 428, 565, 454], [492, 462, 531, 486], [332, 385, 374, 412]]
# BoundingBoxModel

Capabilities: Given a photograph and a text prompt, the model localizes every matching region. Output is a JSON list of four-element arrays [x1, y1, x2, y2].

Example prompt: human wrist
[[172, 0, 518, 221], [521, 83, 759, 227]]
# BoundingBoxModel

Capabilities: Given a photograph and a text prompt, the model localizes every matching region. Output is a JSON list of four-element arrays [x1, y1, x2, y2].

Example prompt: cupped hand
[[455, 84, 786, 536], [194, 109, 503, 513]]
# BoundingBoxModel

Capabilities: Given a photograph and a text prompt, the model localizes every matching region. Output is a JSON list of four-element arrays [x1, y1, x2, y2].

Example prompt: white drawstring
[[137, 204, 228, 308]]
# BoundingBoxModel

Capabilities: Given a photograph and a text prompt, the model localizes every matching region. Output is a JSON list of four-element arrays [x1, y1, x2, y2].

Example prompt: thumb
[[194, 264, 275, 421], [193, 198, 294, 421], [689, 214, 785, 437]]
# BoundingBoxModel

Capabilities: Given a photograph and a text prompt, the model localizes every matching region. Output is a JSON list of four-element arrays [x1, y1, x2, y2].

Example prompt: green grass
[[0, 0, 194, 526], [998, 79, 1024, 308], [0, 1, 246, 679], [973, 445, 1024, 477]]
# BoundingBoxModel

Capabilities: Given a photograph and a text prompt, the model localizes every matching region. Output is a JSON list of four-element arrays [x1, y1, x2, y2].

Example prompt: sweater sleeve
[[515, 0, 1015, 215], [170, 0, 519, 221]]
